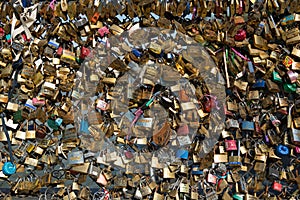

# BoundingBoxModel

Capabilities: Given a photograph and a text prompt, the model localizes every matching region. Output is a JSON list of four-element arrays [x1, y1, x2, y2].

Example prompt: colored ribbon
[[230, 47, 250, 62]]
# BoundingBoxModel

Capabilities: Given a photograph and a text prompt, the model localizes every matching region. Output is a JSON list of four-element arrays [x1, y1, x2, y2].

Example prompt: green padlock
[[233, 193, 244, 200], [47, 119, 59, 130], [13, 110, 23, 123], [272, 71, 282, 83], [283, 83, 297, 93]]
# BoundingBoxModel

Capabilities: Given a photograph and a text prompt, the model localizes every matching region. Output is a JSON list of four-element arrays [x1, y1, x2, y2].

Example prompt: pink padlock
[[96, 173, 108, 186], [32, 98, 45, 106], [225, 140, 237, 151], [124, 151, 133, 159], [287, 70, 298, 83], [295, 146, 300, 154], [207, 173, 217, 184], [97, 99, 109, 111], [98, 26, 110, 37], [177, 124, 189, 136]]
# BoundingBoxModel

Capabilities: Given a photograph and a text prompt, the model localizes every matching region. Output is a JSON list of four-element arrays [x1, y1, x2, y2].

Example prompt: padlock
[[24, 157, 38, 167], [228, 155, 242, 166], [153, 191, 165, 200], [79, 187, 91, 200], [205, 189, 218, 200], [179, 182, 189, 194], [140, 179, 152, 196], [267, 130, 280, 145], [272, 181, 282, 192], [268, 165, 280, 180], [226, 119, 239, 129], [68, 150, 84, 165], [287, 70, 299, 83], [238, 176, 247, 193], [225, 139, 237, 151], [207, 173, 217, 184], [241, 121, 255, 131], [114, 176, 127, 188], [254, 161, 266, 172], [227, 99, 238, 112], [175, 149, 189, 159], [79, 118, 89, 134]]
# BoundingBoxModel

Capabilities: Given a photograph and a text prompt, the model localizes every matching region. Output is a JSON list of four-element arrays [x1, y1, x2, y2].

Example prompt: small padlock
[[272, 181, 282, 192], [207, 173, 217, 184], [225, 139, 237, 151]]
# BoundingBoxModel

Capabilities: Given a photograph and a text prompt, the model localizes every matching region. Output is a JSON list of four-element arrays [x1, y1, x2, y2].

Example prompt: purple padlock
[[287, 70, 298, 83]]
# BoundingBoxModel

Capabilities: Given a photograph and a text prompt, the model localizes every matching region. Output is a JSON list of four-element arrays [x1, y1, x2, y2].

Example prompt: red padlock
[[57, 46, 63, 56], [21, 33, 30, 41], [255, 121, 261, 134], [124, 151, 133, 159], [90, 12, 100, 24], [0, 28, 5, 37], [203, 96, 216, 113], [80, 47, 90, 59], [272, 181, 282, 192], [234, 29, 247, 41]]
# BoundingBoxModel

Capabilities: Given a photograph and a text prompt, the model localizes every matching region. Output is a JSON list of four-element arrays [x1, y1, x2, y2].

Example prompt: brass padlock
[[179, 182, 189, 194], [266, 79, 280, 93], [254, 161, 266, 172], [114, 176, 127, 188], [140, 181, 152, 196], [153, 190, 165, 200], [228, 155, 242, 166], [68, 150, 84, 165]]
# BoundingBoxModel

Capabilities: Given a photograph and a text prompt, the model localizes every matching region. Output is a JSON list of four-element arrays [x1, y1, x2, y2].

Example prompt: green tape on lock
[[283, 83, 297, 93], [145, 98, 154, 107]]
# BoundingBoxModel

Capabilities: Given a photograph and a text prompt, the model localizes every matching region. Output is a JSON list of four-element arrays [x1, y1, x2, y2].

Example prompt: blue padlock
[[2, 162, 16, 176], [241, 121, 255, 131], [6, 34, 11, 41], [176, 149, 189, 159], [252, 79, 265, 88], [132, 49, 142, 57], [55, 118, 63, 126], [248, 61, 254, 73], [191, 166, 203, 175], [22, 0, 31, 7], [276, 144, 289, 156], [80, 119, 89, 134]]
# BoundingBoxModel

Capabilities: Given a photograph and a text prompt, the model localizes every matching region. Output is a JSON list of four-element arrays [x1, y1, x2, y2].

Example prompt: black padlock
[[268, 165, 280, 180]]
